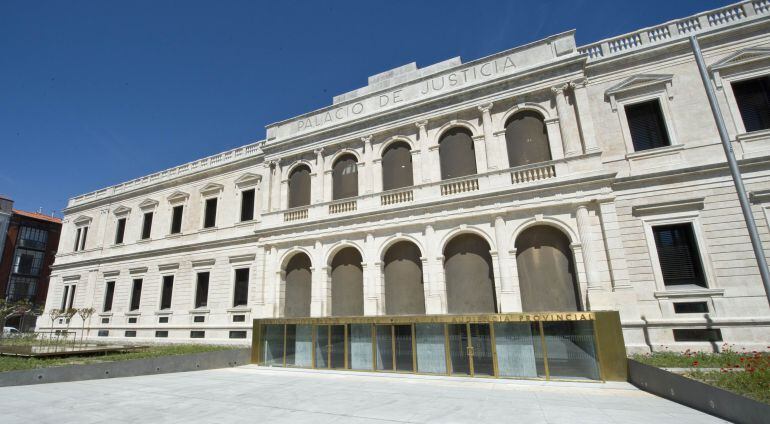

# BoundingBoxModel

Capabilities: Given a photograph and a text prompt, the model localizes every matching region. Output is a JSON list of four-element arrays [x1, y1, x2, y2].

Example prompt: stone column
[[310, 240, 325, 316], [415, 121, 432, 183], [478, 103, 498, 170], [544, 118, 566, 160], [268, 246, 279, 316], [362, 136, 374, 194], [570, 79, 600, 154], [372, 158, 383, 193], [552, 84, 582, 157], [254, 245, 267, 307], [423, 225, 444, 314], [598, 200, 632, 290], [280, 179, 289, 210], [472, 134, 489, 173], [492, 217, 517, 313], [262, 162, 274, 213], [576, 205, 601, 291], [410, 149, 422, 184], [313, 148, 325, 204], [323, 170, 333, 203], [271, 161, 282, 211]]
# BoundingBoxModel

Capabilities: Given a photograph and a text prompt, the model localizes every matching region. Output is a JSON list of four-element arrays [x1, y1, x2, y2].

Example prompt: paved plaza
[[0, 365, 726, 423]]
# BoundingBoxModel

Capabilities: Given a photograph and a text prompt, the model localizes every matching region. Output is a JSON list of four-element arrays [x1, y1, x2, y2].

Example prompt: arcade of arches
[[284, 112, 552, 205], [279, 224, 582, 317]]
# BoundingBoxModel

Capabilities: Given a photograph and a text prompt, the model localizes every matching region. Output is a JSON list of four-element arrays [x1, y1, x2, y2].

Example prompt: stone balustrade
[[440, 176, 480, 196], [329, 200, 357, 214], [577, 1, 767, 62], [510, 162, 556, 185], [284, 208, 309, 222], [381, 189, 414, 206]]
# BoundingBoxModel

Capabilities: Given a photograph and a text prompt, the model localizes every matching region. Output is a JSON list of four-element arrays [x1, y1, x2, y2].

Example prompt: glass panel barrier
[[469, 324, 494, 376], [376, 325, 394, 371], [415, 323, 446, 374], [493, 322, 538, 378], [291, 324, 313, 367], [447, 324, 470, 375], [285, 324, 296, 365], [314, 325, 329, 369], [263, 324, 284, 366], [330, 325, 346, 369], [349, 324, 373, 370], [542, 321, 600, 380], [394, 325, 414, 372]]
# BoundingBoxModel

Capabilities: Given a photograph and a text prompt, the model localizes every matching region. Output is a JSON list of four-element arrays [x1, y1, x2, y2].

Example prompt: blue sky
[[1, 0, 732, 215]]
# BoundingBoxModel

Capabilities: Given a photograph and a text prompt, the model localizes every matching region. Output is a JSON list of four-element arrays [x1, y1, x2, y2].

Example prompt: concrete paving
[[0, 365, 727, 423]]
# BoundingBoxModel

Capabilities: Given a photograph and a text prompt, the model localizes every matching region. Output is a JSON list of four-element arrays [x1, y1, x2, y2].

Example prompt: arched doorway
[[284, 252, 312, 317], [443, 233, 497, 313], [330, 246, 364, 316], [515, 225, 580, 312], [438, 128, 477, 180], [382, 141, 414, 191], [505, 111, 552, 168], [332, 154, 359, 200], [288, 165, 311, 208], [383, 240, 425, 315]]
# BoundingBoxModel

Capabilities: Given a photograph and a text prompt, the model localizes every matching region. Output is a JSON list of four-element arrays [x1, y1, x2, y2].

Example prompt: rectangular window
[[101, 317, 110, 324], [125, 330, 137, 338], [195, 272, 210, 308], [233, 268, 249, 307], [6, 276, 37, 302], [233, 314, 245, 323], [674, 302, 709, 314], [240, 189, 255, 222], [141, 212, 153, 240], [67, 285, 76, 309], [12, 249, 44, 275], [193, 315, 205, 323], [98, 330, 109, 337], [159, 316, 169, 323], [115, 218, 127, 244], [160, 275, 174, 310], [61, 285, 69, 310], [673, 329, 723, 342], [103, 281, 115, 312], [190, 330, 205, 339], [80, 226, 88, 251], [652, 223, 706, 288], [18, 226, 47, 250], [625, 99, 671, 151], [204, 198, 217, 228], [732, 75, 770, 132], [170, 205, 184, 234], [130, 278, 143, 311], [73, 228, 81, 251], [229, 331, 247, 339], [155, 331, 169, 338], [128, 317, 137, 324]]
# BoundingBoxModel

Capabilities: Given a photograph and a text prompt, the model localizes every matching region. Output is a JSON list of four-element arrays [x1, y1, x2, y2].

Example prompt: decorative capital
[[477, 102, 494, 114], [569, 78, 589, 89], [361, 135, 373, 145], [313, 147, 324, 156], [551, 83, 570, 95], [415, 120, 428, 129]]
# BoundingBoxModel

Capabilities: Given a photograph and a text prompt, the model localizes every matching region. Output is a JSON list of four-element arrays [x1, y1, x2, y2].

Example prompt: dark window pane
[[68, 285, 76, 309], [652, 224, 706, 287], [190, 330, 205, 339], [204, 198, 217, 228], [674, 302, 709, 314], [98, 330, 109, 337], [241, 189, 255, 221], [141, 212, 153, 239], [673, 329, 722, 342], [233, 314, 245, 322], [195, 272, 210, 308], [115, 218, 126, 244], [61, 286, 69, 310], [289, 165, 312, 207], [130, 279, 143, 311], [6, 276, 37, 302], [125, 330, 136, 337], [103, 281, 115, 312], [229, 330, 247, 339], [193, 315, 205, 323], [18, 226, 47, 250], [332, 155, 358, 200], [505, 111, 552, 167], [155, 331, 168, 338], [160, 275, 174, 310], [171, 205, 184, 234], [439, 128, 477, 180], [625, 100, 671, 151], [159, 316, 169, 323], [74, 228, 81, 251], [233, 268, 250, 307], [732, 76, 770, 132], [382, 142, 414, 191], [80, 226, 88, 251]]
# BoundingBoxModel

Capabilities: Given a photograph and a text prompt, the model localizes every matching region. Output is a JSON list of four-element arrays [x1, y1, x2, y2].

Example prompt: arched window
[[515, 225, 580, 312], [288, 165, 311, 208], [383, 241, 425, 315], [439, 128, 477, 180], [284, 252, 312, 317], [332, 154, 358, 200], [443, 233, 497, 313], [505, 111, 551, 168], [330, 246, 363, 316], [381, 142, 414, 191]]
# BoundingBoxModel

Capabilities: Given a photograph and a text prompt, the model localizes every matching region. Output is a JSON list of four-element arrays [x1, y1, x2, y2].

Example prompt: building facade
[[43, 1, 770, 352], [0, 206, 62, 330]]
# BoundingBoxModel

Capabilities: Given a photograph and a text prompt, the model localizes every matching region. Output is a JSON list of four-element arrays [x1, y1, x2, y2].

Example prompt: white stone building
[[43, 1, 770, 353]]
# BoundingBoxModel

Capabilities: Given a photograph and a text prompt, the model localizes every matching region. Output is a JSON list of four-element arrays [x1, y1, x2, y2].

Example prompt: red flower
[[692, 361, 699, 367]]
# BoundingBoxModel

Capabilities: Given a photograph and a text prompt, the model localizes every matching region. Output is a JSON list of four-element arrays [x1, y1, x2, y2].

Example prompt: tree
[[47, 308, 62, 342], [0, 299, 33, 342], [62, 308, 77, 344], [76, 307, 95, 344]]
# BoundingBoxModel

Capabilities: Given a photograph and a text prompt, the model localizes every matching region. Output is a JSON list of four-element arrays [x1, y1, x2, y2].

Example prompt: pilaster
[[478, 103, 498, 170], [552, 84, 582, 157], [570, 78, 600, 154], [415, 121, 431, 183]]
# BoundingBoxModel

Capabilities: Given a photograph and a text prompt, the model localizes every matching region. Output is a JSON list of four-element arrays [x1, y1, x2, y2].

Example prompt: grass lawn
[[632, 347, 770, 405], [0, 343, 238, 373]]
